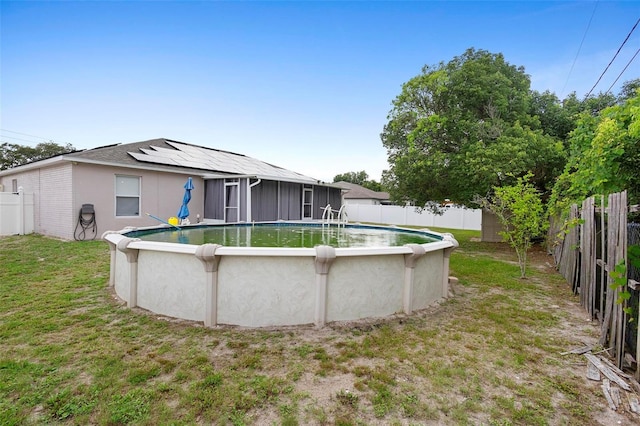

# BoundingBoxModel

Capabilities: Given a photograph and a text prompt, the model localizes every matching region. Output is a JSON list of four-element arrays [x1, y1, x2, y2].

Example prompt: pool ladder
[[321, 204, 348, 227]]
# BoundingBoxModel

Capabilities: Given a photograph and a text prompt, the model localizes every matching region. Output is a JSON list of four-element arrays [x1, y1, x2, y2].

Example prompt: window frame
[[224, 178, 240, 222], [115, 175, 141, 217], [302, 184, 313, 220]]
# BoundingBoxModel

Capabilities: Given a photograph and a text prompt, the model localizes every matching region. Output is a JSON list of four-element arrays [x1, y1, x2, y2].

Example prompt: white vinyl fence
[[0, 189, 35, 236], [344, 204, 481, 231]]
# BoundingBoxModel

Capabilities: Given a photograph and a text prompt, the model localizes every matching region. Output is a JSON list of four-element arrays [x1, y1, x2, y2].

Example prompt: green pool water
[[129, 224, 439, 248]]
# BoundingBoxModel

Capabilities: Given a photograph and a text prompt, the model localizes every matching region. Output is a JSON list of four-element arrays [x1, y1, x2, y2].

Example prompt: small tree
[[481, 173, 547, 278]]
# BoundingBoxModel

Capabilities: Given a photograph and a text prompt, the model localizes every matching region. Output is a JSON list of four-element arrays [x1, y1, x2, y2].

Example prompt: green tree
[[528, 90, 575, 141], [581, 92, 617, 116], [1, 141, 75, 170], [560, 90, 618, 117], [333, 170, 382, 191], [333, 171, 369, 186], [548, 92, 640, 215], [618, 78, 640, 102], [481, 173, 547, 278], [381, 48, 564, 209]]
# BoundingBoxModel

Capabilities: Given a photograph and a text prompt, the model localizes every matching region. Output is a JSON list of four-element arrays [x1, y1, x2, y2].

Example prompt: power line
[[604, 48, 640, 95], [0, 135, 45, 144], [584, 17, 640, 98], [0, 128, 72, 147], [560, 1, 599, 99], [0, 128, 53, 142]]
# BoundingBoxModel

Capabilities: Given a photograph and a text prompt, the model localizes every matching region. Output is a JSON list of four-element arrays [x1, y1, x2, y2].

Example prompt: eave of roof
[[1, 139, 209, 177], [1, 138, 328, 184], [0, 155, 67, 176], [201, 173, 342, 187]]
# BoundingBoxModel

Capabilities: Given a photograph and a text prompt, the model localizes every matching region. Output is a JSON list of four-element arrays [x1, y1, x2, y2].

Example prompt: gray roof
[[65, 139, 203, 174], [66, 138, 319, 183], [334, 181, 390, 200]]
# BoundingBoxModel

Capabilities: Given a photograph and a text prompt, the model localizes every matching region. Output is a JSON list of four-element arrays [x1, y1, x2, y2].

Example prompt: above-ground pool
[[126, 223, 440, 248], [103, 222, 458, 328]]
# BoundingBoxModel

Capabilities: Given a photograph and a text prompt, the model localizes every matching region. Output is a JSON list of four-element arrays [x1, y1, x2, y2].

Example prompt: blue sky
[[1, 1, 638, 182]]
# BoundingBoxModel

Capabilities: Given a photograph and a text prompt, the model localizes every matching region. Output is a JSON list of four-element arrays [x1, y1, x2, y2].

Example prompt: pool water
[[129, 224, 439, 248]]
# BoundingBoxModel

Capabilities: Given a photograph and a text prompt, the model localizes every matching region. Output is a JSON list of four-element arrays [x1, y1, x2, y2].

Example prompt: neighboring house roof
[[1, 138, 323, 184], [334, 181, 390, 201]]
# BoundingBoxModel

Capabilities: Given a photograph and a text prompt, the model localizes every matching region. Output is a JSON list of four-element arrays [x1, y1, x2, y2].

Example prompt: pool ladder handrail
[[321, 204, 348, 227]]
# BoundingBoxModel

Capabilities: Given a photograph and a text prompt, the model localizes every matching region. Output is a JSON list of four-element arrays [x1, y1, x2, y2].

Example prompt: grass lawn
[[0, 229, 630, 425]]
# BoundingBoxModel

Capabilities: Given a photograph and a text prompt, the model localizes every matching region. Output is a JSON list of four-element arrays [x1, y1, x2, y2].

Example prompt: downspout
[[246, 178, 261, 222]]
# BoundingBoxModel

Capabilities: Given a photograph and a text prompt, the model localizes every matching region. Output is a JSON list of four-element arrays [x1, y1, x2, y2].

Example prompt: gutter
[[201, 173, 338, 187], [0, 155, 213, 178]]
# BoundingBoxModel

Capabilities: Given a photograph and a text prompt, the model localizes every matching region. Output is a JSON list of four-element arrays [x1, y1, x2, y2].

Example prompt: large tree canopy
[[381, 48, 567, 208], [1, 141, 76, 170], [548, 91, 640, 215]]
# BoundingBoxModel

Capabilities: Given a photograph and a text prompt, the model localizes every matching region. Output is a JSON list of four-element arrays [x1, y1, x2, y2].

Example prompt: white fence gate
[[0, 189, 35, 236], [344, 204, 481, 230]]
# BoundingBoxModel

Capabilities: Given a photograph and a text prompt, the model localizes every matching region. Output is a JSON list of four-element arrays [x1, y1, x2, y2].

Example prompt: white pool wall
[[104, 224, 457, 328]]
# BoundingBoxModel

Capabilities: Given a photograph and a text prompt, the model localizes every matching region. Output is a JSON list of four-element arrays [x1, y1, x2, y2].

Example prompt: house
[[0, 138, 342, 240], [334, 181, 390, 205]]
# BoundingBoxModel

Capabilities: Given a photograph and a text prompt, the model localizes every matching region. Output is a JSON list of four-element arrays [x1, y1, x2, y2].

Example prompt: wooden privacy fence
[[552, 190, 640, 377]]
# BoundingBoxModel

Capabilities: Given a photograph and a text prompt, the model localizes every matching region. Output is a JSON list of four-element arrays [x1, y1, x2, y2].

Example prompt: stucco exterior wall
[[0, 163, 74, 239], [72, 163, 205, 238], [1, 161, 206, 239]]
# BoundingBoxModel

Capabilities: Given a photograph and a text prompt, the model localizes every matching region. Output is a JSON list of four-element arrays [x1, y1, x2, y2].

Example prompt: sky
[[1, 1, 639, 183]]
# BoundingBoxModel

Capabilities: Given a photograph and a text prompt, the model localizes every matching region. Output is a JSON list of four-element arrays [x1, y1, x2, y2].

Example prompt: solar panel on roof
[[129, 140, 318, 183], [167, 142, 201, 154], [129, 152, 180, 166], [139, 147, 176, 158]]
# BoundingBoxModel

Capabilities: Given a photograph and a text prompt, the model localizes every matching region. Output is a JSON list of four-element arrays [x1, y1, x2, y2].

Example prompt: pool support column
[[102, 231, 119, 287], [116, 237, 141, 308], [195, 244, 222, 327], [441, 234, 459, 298], [314, 245, 336, 328], [403, 244, 426, 314]]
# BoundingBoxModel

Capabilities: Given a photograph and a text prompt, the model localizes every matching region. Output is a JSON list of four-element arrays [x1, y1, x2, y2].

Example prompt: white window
[[115, 175, 140, 217]]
